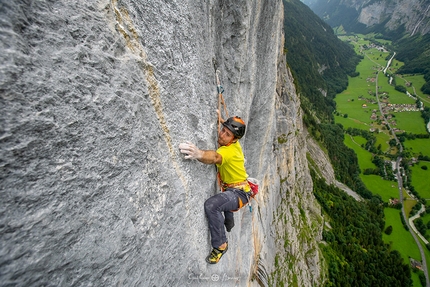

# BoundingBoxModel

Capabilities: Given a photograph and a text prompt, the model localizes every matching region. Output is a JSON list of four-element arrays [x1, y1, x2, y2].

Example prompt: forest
[[312, 172, 412, 286]]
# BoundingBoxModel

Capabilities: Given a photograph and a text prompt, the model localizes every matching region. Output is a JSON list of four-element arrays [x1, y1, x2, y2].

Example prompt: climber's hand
[[179, 141, 203, 160]]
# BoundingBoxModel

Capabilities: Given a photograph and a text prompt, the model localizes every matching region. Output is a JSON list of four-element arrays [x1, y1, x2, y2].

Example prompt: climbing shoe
[[224, 218, 234, 232], [206, 243, 228, 264]]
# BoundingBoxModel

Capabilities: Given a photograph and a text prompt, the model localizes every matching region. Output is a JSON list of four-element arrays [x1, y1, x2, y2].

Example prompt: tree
[[311, 173, 411, 286], [384, 225, 393, 235], [419, 272, 426, 287], [389, 139, 397, 147], [415, 218, 427, 236], [395, 85, 407, 93]]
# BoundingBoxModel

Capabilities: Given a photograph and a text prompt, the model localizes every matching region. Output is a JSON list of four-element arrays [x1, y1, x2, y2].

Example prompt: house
[[410, 258, 422, 270], [389, 198, 399, 206]]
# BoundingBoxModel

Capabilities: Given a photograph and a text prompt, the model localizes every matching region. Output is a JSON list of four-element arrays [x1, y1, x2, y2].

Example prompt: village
[[356, 89, 424, 134]]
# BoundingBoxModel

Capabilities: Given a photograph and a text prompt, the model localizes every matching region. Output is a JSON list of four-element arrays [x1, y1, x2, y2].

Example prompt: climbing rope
[[216, 69, 229, 133], [213, 58, 229, 130]]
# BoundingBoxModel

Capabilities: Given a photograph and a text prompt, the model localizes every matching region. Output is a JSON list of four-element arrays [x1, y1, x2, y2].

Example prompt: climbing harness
[[222, 180, 249, 191], [217, 174, 259, 212]]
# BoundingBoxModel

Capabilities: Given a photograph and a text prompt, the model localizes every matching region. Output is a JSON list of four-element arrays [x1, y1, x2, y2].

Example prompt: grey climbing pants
[[204, 188, 248, 248]]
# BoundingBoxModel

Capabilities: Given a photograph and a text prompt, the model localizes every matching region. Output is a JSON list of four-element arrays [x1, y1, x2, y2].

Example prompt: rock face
[[0, 1, 322, 286], [306, 0, 430, 36], [357, 0, 430, 36]]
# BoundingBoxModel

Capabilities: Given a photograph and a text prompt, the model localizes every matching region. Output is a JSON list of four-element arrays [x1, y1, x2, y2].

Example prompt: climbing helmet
[[223, 116, 246, 139]]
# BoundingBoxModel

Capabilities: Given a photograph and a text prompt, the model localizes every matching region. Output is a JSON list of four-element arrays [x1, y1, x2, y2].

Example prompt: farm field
[[404, 196, 418, 217], [360, 174, 398, 201], [383, 208, 421, 263], [394, 112, 428, 134], [410, 162, 430, 199], [404, 138, 430, 157]]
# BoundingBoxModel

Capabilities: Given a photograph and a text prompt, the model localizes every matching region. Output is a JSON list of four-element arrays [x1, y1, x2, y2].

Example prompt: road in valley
[[374, 67, 430, 286]]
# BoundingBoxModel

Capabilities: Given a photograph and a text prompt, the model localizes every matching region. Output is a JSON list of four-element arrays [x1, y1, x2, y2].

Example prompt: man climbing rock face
[[179, 114, 251, 264]]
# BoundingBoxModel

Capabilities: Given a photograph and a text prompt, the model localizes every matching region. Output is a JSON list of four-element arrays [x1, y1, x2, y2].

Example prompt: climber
[[179, 113, 250, 264]]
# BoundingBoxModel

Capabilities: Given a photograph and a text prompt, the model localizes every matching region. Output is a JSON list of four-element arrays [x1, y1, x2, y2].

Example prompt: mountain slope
[[283, 0, 360, 122], [306, 0, 430, 37]]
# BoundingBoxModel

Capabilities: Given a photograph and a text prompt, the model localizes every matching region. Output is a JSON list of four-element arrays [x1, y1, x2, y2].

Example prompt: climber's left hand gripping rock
[[179, 141, 203, 160]]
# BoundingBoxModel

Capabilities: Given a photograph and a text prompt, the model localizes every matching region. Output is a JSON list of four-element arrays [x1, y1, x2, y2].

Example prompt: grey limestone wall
[[0, 1, 322, 286]]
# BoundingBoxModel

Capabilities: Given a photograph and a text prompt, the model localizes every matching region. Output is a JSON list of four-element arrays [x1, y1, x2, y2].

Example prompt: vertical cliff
[[0, 1, 322, 286], [307, 0, 430, 36]]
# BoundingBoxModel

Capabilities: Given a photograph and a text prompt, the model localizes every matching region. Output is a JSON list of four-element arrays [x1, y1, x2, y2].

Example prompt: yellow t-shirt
[[216, 141, 249, 191]]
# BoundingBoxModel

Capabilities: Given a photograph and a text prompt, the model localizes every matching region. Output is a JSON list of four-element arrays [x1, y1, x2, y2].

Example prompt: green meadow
[[402, 74, 430, 104], [360, 174, 399, 201], [404, 138, 430, 157], [366, 50, 391, 67], [334, 114, 369, 130], [351, 135, 367, 145], [383, 207, 421, 262], [410, 162, 430, 198], [378, 76, 417, 104], [394, 112, 428, 134], [343, 134, 399, 201], [344, 135, 374, 169], [375, 131, 391, 152]]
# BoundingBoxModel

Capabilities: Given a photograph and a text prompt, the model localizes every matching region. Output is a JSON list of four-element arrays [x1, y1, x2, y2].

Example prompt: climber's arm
[[179, 142, 222, 165], [197, 150, 222, 165]]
